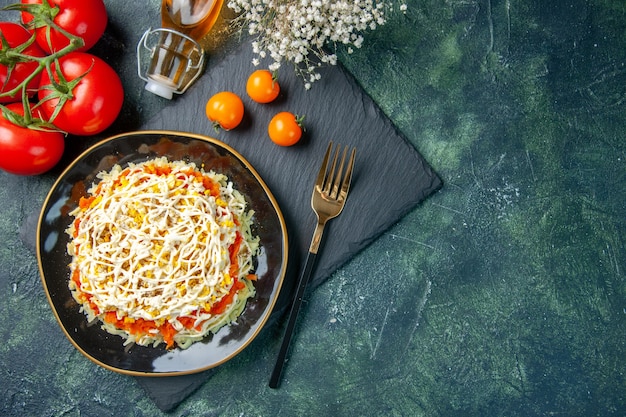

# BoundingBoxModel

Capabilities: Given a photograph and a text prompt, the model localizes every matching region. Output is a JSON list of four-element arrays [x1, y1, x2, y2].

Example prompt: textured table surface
[[1, 0, 625, 416]]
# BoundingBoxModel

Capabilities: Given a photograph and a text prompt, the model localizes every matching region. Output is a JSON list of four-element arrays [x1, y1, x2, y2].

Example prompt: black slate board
[[135, 41, 442, 411]]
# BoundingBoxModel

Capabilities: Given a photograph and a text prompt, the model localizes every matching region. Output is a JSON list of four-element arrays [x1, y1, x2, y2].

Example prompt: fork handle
[[309, 220, 325, 254], [269, 249, 318, 388]]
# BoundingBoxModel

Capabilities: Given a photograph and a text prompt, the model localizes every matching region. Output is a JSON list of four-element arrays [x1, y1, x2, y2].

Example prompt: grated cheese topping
[[66, 157, 259, 349]]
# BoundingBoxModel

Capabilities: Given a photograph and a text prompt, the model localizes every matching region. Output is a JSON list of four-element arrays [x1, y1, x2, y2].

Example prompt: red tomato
[[0, 102, 65, 175], [38, 51, 124, 136], [20, 0, 108, 53], [0, 22, 46, 103]]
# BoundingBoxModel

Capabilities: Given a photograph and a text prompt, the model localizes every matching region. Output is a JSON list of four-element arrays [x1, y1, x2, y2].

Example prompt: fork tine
[[323, 144, 340, 195], [329, 146, 348, 199], [315, 141, 333, 190], [339, 147, 356, 200]]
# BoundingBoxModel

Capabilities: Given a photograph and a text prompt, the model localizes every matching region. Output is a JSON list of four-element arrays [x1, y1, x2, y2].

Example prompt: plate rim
[[36, 129, 289, 377]]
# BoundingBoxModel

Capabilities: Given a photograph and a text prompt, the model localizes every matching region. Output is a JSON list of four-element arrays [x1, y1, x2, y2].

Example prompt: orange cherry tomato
[[268, 112, 303, 146], [246, 69, 280, 103], [205, 91, 244, 130]]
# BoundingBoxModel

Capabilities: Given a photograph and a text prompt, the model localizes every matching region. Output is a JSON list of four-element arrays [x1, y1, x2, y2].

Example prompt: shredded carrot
[[178, 316, 198, 330], [158, 322, 177, 349], [71, 269, 81, 287], [111, 168, 131, 188], [78, 196, 95, 209], [209, 278, 246, 315], [72, 218, 81, 237], [103, 311, 118, 325], [202, 175, 220, 197], [155, 165, 171, 176], [228, 232, 242, 278]]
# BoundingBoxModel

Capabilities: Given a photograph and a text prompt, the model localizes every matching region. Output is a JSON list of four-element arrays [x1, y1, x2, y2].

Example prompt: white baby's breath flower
[[268, 61, 281, 72], [228, 0, 404, 86]]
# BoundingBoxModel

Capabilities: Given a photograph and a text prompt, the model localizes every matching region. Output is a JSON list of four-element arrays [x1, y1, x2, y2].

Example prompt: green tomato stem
[[0, 1, 86, 114]]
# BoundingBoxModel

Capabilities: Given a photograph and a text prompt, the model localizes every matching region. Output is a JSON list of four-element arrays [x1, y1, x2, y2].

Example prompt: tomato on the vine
[[37, 51, 124, 136], [0, 22, 46, 103], [205, 91, 244, 130], [20, 0, 108, 54], [0, 102, 64, 175], [246, 69, 280, 103], [268, 112, 303, 146]]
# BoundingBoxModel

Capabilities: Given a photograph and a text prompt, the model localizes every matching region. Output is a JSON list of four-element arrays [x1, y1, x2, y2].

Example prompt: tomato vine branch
[[0, 2, 86, 111]]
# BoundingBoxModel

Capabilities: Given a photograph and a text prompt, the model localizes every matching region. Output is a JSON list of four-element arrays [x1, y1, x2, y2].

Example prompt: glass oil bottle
[[137, 0, 224, 99]]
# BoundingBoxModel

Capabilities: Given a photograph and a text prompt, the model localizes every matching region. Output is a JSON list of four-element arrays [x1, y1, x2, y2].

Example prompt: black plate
[[36, 131, 288, 376]]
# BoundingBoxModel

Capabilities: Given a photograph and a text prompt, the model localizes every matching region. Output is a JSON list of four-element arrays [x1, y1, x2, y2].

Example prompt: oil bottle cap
[[145, 79, 175, 100]]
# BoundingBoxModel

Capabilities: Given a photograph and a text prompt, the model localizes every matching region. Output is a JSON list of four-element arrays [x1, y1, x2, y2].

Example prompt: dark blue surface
[[1, 0, 625, 416]]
